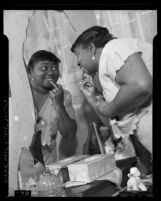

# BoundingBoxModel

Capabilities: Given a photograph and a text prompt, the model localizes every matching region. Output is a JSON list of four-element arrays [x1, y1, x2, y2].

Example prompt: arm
[[91, 96, 112, 128], [49, 84, 77, 139], [81, 53, 152, 119], [55, 104, 77, 139]]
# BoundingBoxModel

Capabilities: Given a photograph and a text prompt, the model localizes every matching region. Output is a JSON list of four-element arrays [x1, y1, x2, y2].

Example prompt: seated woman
[[18, 50, 77, 187]]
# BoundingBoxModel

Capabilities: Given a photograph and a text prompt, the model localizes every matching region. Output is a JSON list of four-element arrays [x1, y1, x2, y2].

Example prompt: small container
[[36, 171, 63, 196]]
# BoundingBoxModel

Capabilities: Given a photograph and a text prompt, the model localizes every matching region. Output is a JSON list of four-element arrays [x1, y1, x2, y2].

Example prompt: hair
[[71, 26, 116, 52], [27, 50, 61, 74]]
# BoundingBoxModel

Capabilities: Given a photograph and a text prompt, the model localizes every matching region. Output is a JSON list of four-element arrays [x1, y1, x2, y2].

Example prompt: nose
[[47, 70, 53, 75], [77, 56, 81, 66], [77, 60, 81, 67], [46, 67, 55, 74], [77, 61, 83, 71]]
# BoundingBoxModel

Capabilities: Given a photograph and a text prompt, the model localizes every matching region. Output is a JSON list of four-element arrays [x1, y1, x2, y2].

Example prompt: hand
[[49, 81, 64, 106], [80, 79, 96, 104]]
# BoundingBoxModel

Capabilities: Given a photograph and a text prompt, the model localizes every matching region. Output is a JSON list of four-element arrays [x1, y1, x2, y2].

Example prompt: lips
[[46, 77, 57, 82], [46, 78, 53, 81], [45, 78, 58, 87], [46, 76, 53, 80]]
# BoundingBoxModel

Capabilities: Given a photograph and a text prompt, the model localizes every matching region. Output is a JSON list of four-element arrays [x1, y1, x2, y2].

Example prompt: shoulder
[[103, 38, 139, 52], [101, 37, 143, 63], [99, 38, 143, 79]]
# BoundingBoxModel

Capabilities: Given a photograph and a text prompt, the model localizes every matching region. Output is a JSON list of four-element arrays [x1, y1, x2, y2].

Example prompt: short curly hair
[[27, 50, 61, 73], [71, 26, 116, 52]]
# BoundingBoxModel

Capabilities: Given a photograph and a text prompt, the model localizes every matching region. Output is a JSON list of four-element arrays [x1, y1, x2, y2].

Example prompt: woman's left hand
[[49, 82, 64, 106]]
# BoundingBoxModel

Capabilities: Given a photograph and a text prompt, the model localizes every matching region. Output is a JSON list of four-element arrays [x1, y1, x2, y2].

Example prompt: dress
[[99, 38, 152, 153], [18, 89, 75, 187], [35, 89, 76, 165]]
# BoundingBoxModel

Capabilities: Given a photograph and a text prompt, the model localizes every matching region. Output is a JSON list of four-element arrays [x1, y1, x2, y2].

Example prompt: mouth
[[44, 79, 56, 90], [79, 65, 84, 71], [46, 78, 53, 81], [46, 77, 58, 82], [45, 78, 57, 88], [82, 72, 91, 80], [80, 66, 90, 76]]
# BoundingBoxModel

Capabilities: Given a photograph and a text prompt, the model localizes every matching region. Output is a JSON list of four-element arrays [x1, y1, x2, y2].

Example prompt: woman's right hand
[[80, 79, 96, 104], [49, 82, 64, 106]]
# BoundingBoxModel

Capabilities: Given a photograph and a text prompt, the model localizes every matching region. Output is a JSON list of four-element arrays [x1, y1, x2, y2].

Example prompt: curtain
[[95, 10, 157, 43]]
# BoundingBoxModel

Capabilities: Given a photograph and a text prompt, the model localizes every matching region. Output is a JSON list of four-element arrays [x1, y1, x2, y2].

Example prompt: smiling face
[[74, 45, 97, 76], [30, 60, 60, 91]]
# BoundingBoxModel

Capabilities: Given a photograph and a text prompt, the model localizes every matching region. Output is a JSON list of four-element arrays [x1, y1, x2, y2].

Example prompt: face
[[74, 45, 97, 76], [30, 60, 60, 91]]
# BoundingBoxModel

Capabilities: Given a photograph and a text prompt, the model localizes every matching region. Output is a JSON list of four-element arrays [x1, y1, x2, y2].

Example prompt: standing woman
[[71, 26, 152, 155]]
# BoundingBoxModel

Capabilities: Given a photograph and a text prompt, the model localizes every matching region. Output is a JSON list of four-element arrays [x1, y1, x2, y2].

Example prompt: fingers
[[80, 80, 93, 88], [84, 82, 93, 87], [49, 80, 59, 91], [48, 80, 63, 92], [79, 81, 93, 95], [49, 84, 63, 99]]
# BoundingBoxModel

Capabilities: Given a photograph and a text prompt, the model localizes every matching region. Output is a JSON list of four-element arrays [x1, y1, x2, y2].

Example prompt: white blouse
[[98, 38, 152, 136]]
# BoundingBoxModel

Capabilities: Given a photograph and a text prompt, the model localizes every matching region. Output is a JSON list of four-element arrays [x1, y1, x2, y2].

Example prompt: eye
[[41, 66, 47, 71], [52, 67, 56, 71], [52, 66, 58, 71]]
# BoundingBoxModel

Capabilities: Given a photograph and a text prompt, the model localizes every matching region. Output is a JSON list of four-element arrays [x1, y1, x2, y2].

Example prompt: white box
[[46, 155, 89, 170], [67, 154, 116, 183], [46, 155, 89, 183]]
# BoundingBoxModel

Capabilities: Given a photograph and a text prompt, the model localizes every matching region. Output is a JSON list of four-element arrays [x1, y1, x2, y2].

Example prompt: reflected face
[[30, 60, 60, 91], [74, 45, 97, 76]]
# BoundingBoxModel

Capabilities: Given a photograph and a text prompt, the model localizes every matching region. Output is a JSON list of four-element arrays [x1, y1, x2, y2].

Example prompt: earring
[[30, 77, 34, 81], [92, 55, 95, 60]]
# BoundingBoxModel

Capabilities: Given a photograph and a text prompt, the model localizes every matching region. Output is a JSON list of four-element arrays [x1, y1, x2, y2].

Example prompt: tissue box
[[46, 155, 89, 183], [67, 154, 116, 183]]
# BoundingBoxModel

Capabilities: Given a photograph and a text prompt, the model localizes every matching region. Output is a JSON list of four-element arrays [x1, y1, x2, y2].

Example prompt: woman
[[71, 26, 152, 156], [19, 50, 77, 186]]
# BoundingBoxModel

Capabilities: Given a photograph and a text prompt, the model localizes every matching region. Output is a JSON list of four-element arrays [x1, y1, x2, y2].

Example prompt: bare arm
[[81, 53, 152, 119], [55, 104, 77, 139], [49, 83, 77, 139]]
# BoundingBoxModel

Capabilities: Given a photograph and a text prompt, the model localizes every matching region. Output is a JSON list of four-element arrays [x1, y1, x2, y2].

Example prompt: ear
[[88, 43, 96, 55]]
